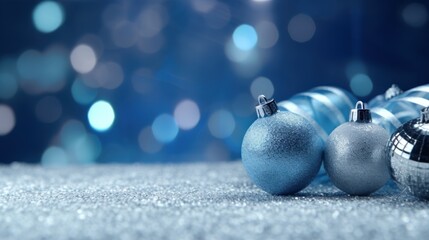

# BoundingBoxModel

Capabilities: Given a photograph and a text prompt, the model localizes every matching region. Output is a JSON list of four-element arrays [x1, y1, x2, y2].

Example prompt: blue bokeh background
[[0, 0, 427, 164]]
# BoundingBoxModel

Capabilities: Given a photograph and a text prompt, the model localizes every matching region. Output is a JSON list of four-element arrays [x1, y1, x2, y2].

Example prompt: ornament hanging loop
[[256, 95, 278, 118], [350, 101, 372, 123]]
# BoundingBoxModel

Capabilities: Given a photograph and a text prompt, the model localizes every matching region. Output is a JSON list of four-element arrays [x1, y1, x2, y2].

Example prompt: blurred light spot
[[102, 4, 126, 29], [137, 34, 165, 54], [137, 5, 168, 38], [0, 72, 18, 99], [250, 76, 274, 99], [233, 24, 258, 51], [32, 1, 64, 33], [208, 110, 235, 139], [78, 34, 104, 58], [152, 114, 179, 143], [59, 120, 86, 147], [350, 74, 373, 97], [66, 133, 102, 164], [0, 105, 15, 136], [232, 93, 255, 117], [345, 60, 367, 80], [88, 101, 115, 132], [138, 127, 163, 153], [131, 68, 154, 94], [204, 2, 231, 29], [191, 0, 217, 13], [402, 3, 428, 27], [70, 44, 97, 74], [17, 47, 69, 94], [35, 96, 62, 123], [82, 62, 124, 89], [111, 21, 139, 48], [255, 20, 279, 48], [41, 146, 69, 166], [174, 99, 200, 130], [71, 79, 97, 105], [225, 40, 254, 63], [288, 14, 316, 43]]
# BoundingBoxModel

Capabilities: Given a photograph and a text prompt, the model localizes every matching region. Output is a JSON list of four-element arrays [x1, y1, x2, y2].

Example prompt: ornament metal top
[[389, 107, 429, 199]]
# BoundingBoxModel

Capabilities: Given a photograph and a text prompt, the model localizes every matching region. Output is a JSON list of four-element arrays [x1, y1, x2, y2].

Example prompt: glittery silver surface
[[324, 122, 390, 195], [0, 162, 428, 240], [242, 112, 323, 195]]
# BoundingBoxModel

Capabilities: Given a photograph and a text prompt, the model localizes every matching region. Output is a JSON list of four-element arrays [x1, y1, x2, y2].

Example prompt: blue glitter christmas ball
[[241, 96, 323, 195]]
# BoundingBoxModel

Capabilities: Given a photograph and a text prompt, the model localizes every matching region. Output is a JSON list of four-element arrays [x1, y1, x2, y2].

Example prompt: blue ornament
[[277, 86, 357, 144], [324, 101, 390, 196], [372, 84, 429, 134], [241, 95, 323, 195]]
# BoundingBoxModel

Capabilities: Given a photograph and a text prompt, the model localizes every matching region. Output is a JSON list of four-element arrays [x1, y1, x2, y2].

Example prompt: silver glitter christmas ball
[[389, 107, 429, 199], [242, 95, 323, 195], [324, 101, 390, 196]]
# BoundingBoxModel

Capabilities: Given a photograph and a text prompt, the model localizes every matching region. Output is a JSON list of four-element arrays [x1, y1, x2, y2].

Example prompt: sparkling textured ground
[[0, 162, 428, 240]]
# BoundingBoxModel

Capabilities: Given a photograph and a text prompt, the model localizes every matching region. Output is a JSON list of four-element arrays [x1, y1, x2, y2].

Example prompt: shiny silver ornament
[[324, 101, 390, 196], [242, 95, 323, 195], [388, 107, 429, 199]]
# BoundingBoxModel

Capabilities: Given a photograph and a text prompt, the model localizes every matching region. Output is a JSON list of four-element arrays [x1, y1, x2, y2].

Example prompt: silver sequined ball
[[389, 107, 429, 199]]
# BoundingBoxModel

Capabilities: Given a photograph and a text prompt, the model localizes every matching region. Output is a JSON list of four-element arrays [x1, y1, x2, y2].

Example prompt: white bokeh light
[[288, 14, 316, 43], [250, 76, 274, 100], [208, 110, 235, 139], [174, 99, 201, 130], [70, 44, 97, 74], [88, 100, 115, 132], [0, 105, 16, 136]]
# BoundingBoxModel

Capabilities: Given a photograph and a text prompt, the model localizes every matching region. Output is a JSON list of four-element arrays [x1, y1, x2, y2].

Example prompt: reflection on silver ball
[[324, 122, 390, 196], [242, 111, 323, 195], [389, 109, 429, 199]]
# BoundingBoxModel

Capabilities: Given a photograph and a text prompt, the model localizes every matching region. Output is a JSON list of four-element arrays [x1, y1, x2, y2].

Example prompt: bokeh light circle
[[288, 14, 316, 43], [250, 76, 274, 100], [138, 127, 163, 153], [41, 146, 69, 166], [255, 20, 279, 48], [402, 3, 428, 27], [350, 73, 373, 97], [152, 114, 179, 143], [88, 100, 115, 132], [32, 1, 65, 33], [0, 105, 16, 136], [208, 110, 235, 139], [71, 79, 98, 105], [70, 44, 97, 74], [174, 100, 201, 130], [232, 24, 258, 51], [0, 72, 18, 99]]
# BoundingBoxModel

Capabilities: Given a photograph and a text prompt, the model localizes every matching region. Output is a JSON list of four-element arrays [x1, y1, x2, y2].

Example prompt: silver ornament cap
[[255, 95, 278, 118], [384, 84, 403, 100], [349, 101, 372, 123], [389, 106, 429, 199]]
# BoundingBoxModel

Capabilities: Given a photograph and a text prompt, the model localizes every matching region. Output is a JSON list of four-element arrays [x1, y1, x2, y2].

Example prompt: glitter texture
[[242, 112, 324, 195], [324, 122, 390, 195], [0, 163, 428, 239], [0, 162, 428, 239]]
